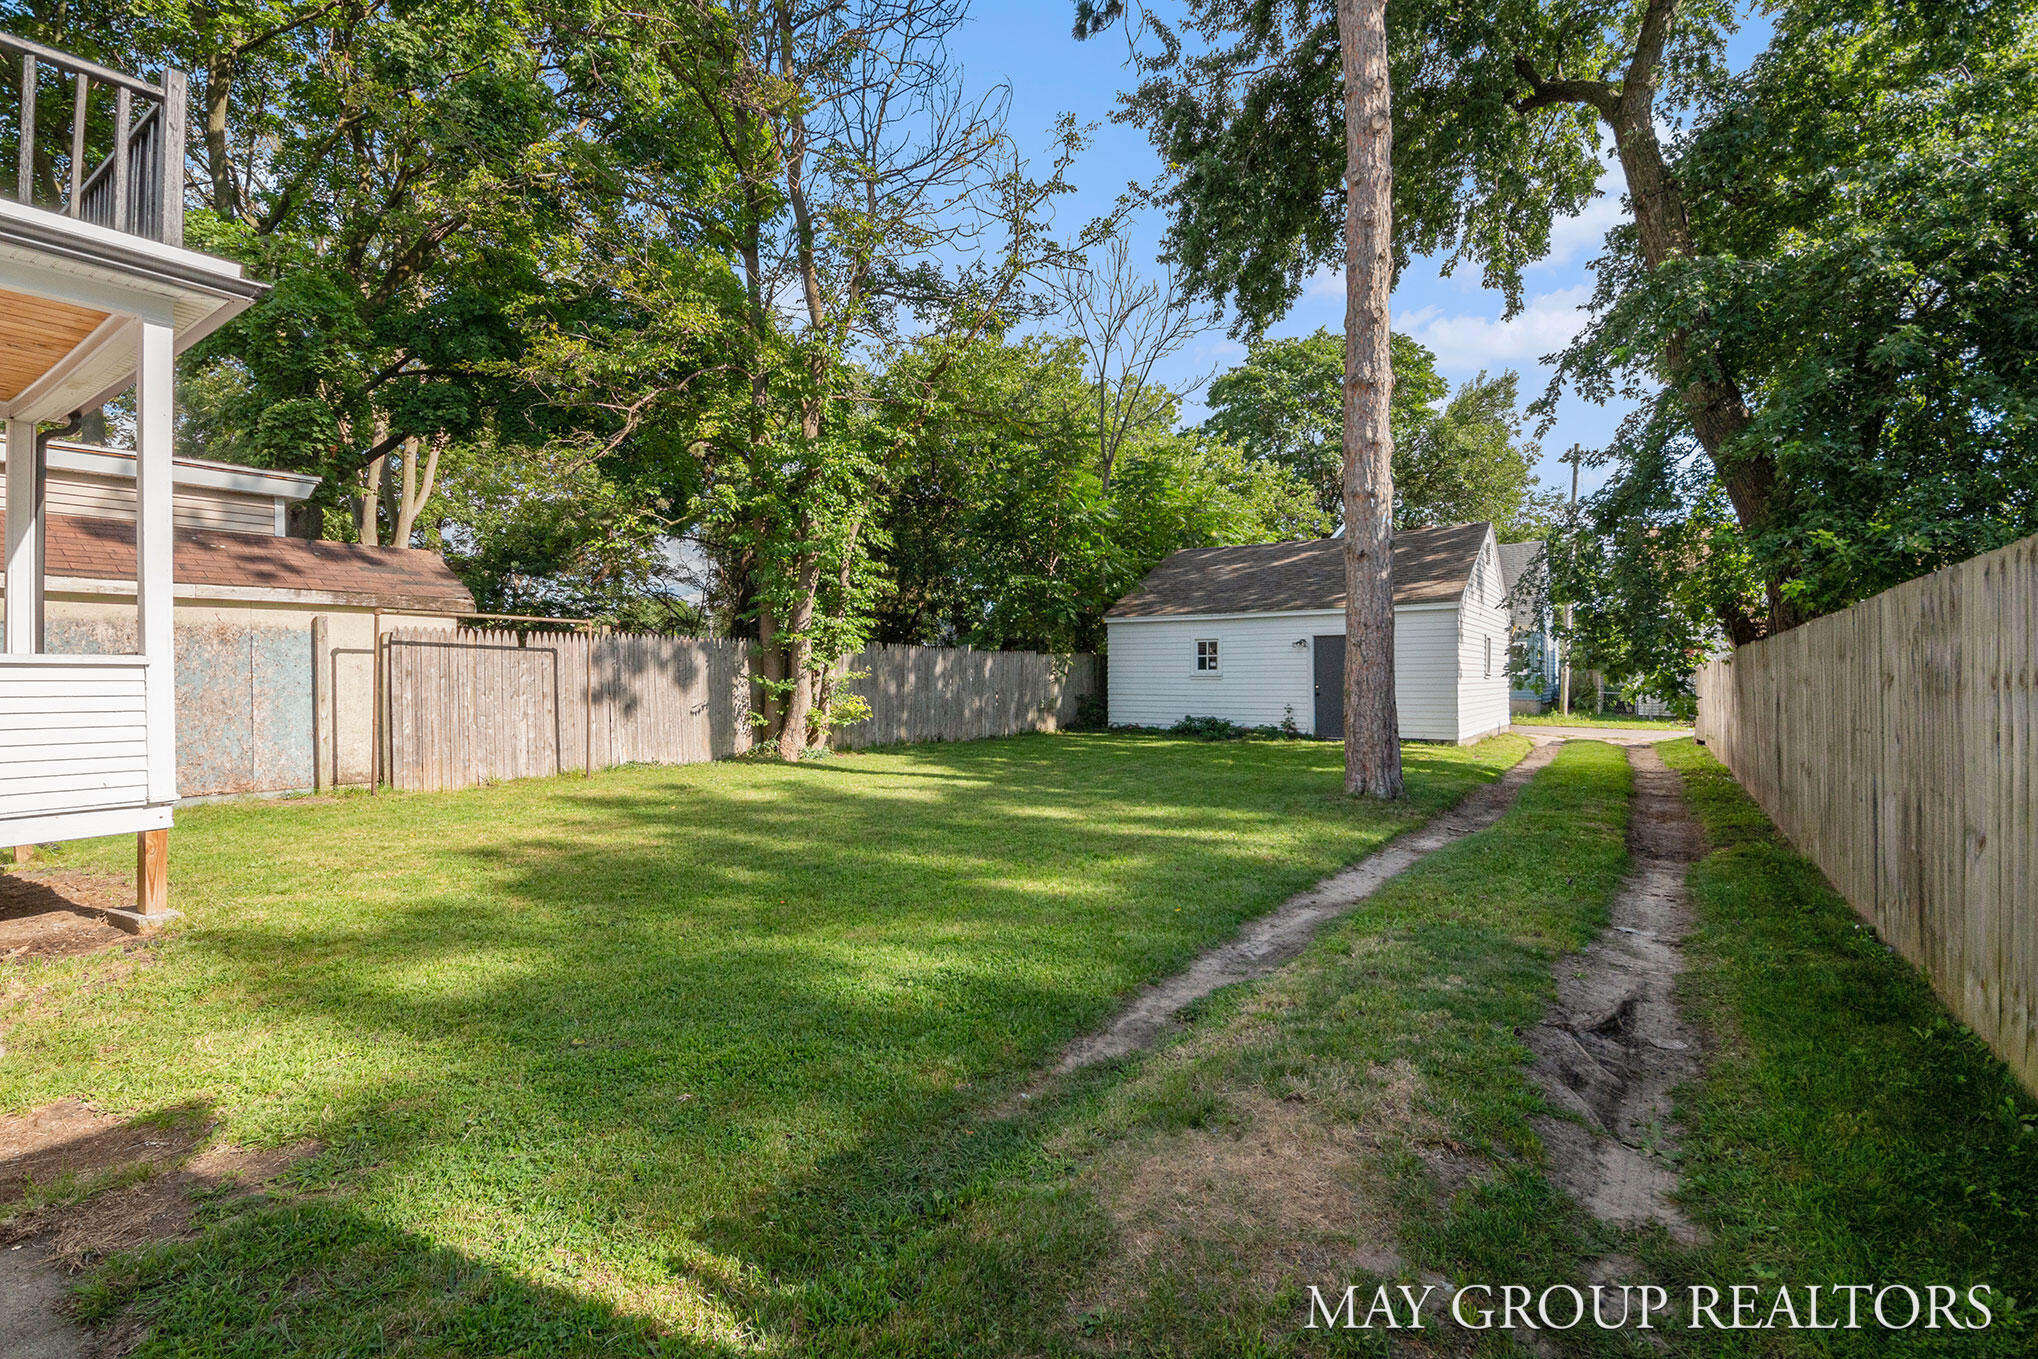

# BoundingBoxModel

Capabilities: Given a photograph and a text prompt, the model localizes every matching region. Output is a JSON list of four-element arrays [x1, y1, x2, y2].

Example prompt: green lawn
[[1, 731, 1527, 1355], [1510, 710, 1691, 730], [886, 738, 1639, 1357], [1646, 740, 2038, 1354], [12, 733, 2031, 1356]]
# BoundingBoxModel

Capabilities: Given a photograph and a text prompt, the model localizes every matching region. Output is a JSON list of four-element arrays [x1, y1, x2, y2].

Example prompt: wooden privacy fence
[[1695, 532, 2038, 1093], [833, 643, 1097, 749], [382, 629, 1099, 794]]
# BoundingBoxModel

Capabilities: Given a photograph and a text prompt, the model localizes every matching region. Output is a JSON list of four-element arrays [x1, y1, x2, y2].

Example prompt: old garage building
[[1104, 522, 1512, 744]]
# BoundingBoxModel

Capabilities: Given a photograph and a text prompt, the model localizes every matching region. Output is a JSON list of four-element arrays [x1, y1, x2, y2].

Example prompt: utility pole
[[1558, 446, 1578, 717]]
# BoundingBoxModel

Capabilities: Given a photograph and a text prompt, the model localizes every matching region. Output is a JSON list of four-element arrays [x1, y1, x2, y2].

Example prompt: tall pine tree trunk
[[1336, 0, 1403, 798]]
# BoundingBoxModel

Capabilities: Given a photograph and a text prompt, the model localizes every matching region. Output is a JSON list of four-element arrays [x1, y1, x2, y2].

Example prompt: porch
[[0, 33, 265, 923]]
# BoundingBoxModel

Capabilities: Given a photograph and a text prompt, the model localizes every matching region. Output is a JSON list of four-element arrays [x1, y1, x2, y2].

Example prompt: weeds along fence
[[381, 629, 1100, 794], [1694, 532, 2038, 1094]]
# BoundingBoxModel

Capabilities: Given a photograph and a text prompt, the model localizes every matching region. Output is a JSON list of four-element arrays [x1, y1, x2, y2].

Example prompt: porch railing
[[0, 32, 184, 246]]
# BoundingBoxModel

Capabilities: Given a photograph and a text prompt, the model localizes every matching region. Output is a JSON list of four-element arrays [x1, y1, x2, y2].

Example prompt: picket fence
[[381, 630, 1099, 794], [1694, 532, 2038, 1094]]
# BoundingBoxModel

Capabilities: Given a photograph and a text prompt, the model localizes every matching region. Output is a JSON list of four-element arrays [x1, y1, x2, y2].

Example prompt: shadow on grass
[[78, 1198, 725, 1359], [15, 734, 1526, 1355]]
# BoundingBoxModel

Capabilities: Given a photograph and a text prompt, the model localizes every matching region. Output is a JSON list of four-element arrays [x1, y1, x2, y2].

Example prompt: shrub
[[1169, 714, 1248, 740], [1168, 711, 1313, 742]]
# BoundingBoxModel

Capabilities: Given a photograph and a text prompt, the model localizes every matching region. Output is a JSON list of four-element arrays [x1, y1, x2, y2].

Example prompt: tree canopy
[[7, 0, 2032, 738], [1549, 0, 2038, 690], [1202, 328, 1556, 537]]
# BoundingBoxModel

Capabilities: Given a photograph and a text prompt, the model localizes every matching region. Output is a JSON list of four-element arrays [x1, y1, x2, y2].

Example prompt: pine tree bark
[[1337, 0, 1403, 799]]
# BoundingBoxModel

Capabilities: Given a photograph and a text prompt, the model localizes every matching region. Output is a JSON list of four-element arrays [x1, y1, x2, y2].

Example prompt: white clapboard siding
[[1392, 607, 1465, 741], [0, 657, 153, 823], [1107, 611, 1327, 732], [1454, 600, 1513, 741], [1106, 604, 1481, 742], [0, 470, 276, 535]]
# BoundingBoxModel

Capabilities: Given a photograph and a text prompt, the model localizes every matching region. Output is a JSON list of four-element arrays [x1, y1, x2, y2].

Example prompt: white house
[[1104, 522, 1512, 744], [0, 38, 265, 921], [1498, 539, 1558, 714]]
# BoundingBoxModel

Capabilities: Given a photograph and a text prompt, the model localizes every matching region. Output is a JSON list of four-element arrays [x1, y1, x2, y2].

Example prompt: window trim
[[1193, 637, 1221, 676]]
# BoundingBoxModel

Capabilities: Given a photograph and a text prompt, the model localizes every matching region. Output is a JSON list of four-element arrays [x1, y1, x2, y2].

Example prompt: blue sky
[[946, 4, 1772, 501]]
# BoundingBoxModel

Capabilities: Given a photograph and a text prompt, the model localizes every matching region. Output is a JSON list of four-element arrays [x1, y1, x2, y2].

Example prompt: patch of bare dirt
[[0, 1099, 209, 1214], [1525, 743, 1704, 1243], [0, 872, 141, 962], [1080, 1064, 1431, 1324], [44, 1142, 312, 1267], [1041, 740, 1565, 1083], [0, 1099, 318, 1358]]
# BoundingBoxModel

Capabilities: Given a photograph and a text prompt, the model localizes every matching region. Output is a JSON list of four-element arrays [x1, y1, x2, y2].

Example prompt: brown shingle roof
[[41, 514, 476, 612], [1106, 522, 1493, 619]]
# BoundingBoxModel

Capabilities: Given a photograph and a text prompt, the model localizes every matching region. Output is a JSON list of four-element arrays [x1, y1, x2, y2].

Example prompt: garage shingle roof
[[42, 513, 476, 612], [1105, 521, 1492, 619]]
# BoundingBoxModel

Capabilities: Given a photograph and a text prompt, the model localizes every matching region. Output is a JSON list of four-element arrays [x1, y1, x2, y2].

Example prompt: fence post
[[311, 614, 329, 792]]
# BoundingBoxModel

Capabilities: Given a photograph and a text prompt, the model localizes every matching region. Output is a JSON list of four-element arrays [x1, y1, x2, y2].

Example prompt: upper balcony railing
[[0, 32, 184, 247]]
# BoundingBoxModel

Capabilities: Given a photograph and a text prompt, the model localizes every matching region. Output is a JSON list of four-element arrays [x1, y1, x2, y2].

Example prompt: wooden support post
[[136, 829, 167, 914], [157, 69, 185, 245], [10, 844, 31, 865], [16, 52, 35, 205]]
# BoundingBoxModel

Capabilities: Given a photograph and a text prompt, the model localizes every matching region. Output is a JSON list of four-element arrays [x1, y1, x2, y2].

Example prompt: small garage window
[[1195, 638, 1220, 674], [1484, 635, 1494, 678]]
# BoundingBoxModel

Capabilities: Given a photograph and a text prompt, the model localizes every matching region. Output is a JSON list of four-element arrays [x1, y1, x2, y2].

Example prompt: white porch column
[[3, 417, 43, 653], [136, 320, 177, 806]]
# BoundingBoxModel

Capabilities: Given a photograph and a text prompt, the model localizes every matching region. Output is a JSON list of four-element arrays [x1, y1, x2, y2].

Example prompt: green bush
[[1167, 710, 1309, 741]]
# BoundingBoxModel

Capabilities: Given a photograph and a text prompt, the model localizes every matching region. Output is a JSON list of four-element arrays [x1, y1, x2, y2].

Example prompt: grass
[[10, 733, 2033, 1356], [836, 738, 2038, 1357], [1645, 739, 2038, 1354], [1509, 711, 1691, 730], [0, 730, 1528, 1355], [849, 739, 1639, 1357]]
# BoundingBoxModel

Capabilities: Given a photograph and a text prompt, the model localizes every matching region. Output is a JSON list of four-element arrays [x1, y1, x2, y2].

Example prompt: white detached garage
[[1105, 522, 1511, 744]]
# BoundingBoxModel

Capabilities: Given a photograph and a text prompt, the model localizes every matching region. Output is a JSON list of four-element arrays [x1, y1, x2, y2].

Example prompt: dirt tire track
[[1039, 739, 1565, 1084], [1527, 742, 1705, 1241]]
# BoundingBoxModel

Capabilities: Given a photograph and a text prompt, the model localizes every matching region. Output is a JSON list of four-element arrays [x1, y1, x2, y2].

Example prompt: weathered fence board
[[384, 632, 1098, 793], [1695, 532, 2038, 1094]]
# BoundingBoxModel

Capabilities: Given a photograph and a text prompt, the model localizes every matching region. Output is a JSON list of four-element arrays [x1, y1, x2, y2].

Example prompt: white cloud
[[1532, 148, 1626, 270], [1194, 337, 1246, 361], [1304, 265, 1342, 301], [1537, 192, 1626, 270], [1399, 283, 1595, 372]]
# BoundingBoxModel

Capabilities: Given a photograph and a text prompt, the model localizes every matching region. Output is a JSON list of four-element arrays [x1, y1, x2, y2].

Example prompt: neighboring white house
[[1498, 539, 1557, 714], [1104, 521, 1512, 744]]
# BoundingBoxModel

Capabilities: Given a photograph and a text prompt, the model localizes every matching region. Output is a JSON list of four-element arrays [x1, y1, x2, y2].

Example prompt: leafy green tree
[[1202, 329, 1442, 518], [1543, 405, 1762, 704], [1558, 0, 2038, 639], [1077, 0, 1803, 638], [872, 335, 1324, 652], [1397, 370, 1559, 538], [554, 0, 1103, 756], [1203, 330, 1553, 534], [75, 2, 574, 543]]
